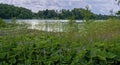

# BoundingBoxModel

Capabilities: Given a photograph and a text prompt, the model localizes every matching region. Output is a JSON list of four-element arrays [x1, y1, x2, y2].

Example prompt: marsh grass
[[0, 18, 120, 65]]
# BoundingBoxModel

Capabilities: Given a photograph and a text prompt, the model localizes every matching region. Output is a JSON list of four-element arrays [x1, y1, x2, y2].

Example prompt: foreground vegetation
[[0, 19, 120, 65]]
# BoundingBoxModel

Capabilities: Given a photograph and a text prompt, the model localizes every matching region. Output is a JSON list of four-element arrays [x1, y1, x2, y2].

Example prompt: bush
[[0, 18, 7, 28], [0, 19, 120, 65]]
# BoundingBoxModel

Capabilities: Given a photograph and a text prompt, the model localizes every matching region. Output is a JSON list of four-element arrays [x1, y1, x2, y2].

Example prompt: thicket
[[0, 18, 120, 65]]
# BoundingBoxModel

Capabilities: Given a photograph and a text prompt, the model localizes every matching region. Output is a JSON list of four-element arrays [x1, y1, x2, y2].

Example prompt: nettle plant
[[0, 12, 120, 65]]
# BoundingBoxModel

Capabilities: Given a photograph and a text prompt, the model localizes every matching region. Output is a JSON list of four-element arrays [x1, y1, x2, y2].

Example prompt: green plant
[[0, 18, 7, 28], [0, 19, 120, 65]]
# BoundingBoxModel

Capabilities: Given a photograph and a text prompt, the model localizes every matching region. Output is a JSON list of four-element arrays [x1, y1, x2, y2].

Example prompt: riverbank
[[0, 19, 120, 65]]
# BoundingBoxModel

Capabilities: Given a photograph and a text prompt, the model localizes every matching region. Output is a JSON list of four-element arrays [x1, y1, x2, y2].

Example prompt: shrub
[[0, 18, 7, 28]]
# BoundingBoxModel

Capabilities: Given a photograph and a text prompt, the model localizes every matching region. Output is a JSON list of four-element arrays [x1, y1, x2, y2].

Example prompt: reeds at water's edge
[[0, 18, 120, 65]]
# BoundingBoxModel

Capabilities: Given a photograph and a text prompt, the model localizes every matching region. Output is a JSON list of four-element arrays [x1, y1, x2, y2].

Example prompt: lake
[[4, 19, 83, 32], [4, 19, 104, 32]]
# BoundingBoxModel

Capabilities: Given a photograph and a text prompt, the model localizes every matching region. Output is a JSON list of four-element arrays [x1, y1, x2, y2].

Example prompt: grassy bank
[[0, 19, 120, 65]]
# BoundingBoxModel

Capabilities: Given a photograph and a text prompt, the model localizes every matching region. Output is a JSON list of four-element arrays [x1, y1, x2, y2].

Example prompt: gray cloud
[[0, 0, 120, 15]]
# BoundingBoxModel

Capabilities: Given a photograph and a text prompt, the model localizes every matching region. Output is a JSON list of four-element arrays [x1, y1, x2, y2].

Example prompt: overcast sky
[[0, 0, 120, 15]]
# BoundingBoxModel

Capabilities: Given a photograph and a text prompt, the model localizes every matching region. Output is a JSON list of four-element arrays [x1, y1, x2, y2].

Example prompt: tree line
[[0, 3, 119, 19]]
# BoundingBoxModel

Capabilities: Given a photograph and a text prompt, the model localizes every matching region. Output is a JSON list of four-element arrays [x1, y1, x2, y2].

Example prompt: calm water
[[4, 19, 104, 32], [4, 19, 83, 32], [4, 19, 83, 23]]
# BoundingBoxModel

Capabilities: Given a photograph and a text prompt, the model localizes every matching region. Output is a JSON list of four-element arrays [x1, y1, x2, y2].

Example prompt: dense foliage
[[116, 11, 120, 15], [0, 4, 33, 19], [0, 19, 120, 65], [0, 3, 110, 19], [0, 18, 7, 27]]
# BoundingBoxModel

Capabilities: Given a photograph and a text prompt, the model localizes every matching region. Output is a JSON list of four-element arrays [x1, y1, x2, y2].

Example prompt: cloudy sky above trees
[[0, 0, 120, 15]]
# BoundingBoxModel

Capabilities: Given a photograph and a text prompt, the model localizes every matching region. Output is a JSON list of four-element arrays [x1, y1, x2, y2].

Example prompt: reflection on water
[[5, 19, 83, 32]]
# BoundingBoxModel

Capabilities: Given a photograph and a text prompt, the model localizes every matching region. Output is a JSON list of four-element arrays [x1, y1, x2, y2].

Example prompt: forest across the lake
[[0, 3, 120, 19]]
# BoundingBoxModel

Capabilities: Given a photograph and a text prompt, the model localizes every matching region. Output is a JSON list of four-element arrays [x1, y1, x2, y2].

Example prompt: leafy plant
[[0, 19, 120, 65]]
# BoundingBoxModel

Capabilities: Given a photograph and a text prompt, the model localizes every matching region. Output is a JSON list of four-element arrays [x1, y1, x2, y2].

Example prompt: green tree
[[80, 5, 94, 23], [0, 3, 109, 20], [0, 4, 33, 19], [116, 11, 120, 15]]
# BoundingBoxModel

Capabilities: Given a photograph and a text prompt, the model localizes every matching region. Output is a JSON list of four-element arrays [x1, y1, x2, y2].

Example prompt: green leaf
[[25, 60, 32, 65], [0, 53, 6, 59], [0, 62, 2, 65], [107, 52, 116, 59], [9, 58, 16, 64], [98, 55, 106, 61], [3, 62, 9, 65]]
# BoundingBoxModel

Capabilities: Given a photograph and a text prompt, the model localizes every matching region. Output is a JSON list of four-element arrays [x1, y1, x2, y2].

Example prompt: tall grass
[[0, 18, 120, 65]]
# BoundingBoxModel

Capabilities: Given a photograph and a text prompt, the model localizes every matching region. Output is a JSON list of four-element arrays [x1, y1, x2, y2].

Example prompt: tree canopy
[[0, 3, 33, 19], [0, 3, 110, 20]]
